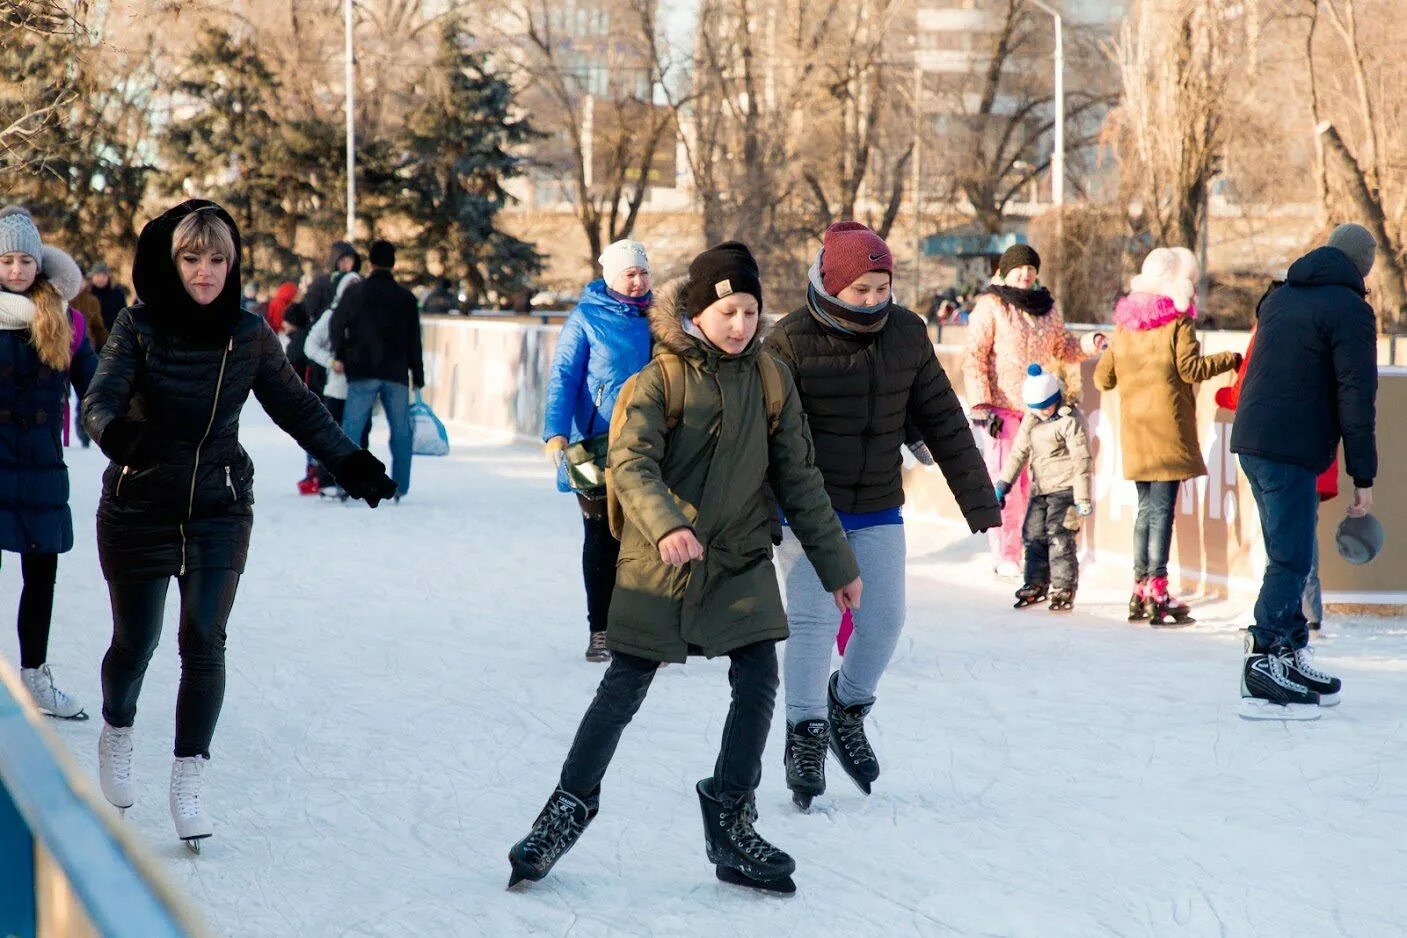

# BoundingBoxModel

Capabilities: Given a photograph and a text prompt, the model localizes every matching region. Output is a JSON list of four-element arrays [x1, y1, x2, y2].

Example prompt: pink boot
[[1147, 575, 1194, 627]]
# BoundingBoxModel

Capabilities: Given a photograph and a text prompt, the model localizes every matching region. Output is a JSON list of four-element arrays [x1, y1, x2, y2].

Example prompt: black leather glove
[[101, 418, 160, 469], [987, 413, 1005, 439], [335, 449, 398, 508]]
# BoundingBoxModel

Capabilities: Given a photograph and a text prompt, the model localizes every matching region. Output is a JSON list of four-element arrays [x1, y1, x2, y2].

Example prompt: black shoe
[[1281, 645, 1341, 705], [585, 632, 611, 663], [1013, 582, 1048, 609], [1048, 587, 1075, 612], [826, 672, 878, 795], [783, 720, 828, 810], [507, 787, 597, 886], [695, 778, 795, 890]]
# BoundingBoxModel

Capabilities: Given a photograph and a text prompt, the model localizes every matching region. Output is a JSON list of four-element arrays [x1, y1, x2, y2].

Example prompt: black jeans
[[101, 570, 241, 758], [578, 494, 620, 634], [2, 552, 58, 668], [1022, 489, 1078, 589], [560, 640, 778, 807], [1133, 481, 1179, 579]]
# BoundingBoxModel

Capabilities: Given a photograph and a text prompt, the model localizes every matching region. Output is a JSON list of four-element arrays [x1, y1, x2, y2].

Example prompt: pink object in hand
[[837, 610, 854, 656]]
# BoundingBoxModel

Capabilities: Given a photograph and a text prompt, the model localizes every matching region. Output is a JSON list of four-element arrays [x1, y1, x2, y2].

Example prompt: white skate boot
[[98, 722, 135, 811], [170, 756, 213, 852], [21, 664, 87, 720]]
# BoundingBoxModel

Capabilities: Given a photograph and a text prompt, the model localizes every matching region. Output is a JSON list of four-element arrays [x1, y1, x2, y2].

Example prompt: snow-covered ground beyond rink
[[5, 403, 1407, 937]]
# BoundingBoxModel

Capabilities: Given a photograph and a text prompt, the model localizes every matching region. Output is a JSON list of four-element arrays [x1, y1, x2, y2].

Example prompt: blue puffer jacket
[[543, 280, 652, 492], [0, 316, 99, 554], [1231, 246, 1378, 486]]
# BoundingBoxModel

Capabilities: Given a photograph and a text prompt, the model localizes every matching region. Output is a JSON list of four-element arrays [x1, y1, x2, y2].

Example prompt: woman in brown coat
[[1094, 248, 1240, 625]]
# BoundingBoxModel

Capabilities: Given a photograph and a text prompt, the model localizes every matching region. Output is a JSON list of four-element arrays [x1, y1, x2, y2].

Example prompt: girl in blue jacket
[[543, 241, 653, 662]]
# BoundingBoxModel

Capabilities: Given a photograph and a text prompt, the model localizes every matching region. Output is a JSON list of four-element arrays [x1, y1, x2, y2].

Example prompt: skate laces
[[1264, 650, 1310, 693], [27, 665, 72, 710], [790, 729, 827, 776], [101, 727, 133, 782], [724, 802, 781, 863], [524, 796, 584, 865], [1292, 646, 1331, 682], [833, 710, 875, 766], [172, 760, 204, 818]]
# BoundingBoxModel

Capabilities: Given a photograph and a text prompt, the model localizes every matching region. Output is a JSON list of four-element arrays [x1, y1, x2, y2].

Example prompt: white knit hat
[[599, 239, 649, 289], [1022, 363, 1063, 409]]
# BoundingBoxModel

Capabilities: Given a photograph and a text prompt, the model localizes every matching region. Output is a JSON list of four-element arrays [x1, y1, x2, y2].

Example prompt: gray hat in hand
[[1335, 513, 1385, 565]]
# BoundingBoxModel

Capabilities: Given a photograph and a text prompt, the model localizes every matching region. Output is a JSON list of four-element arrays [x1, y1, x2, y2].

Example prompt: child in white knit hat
[[994, 364, 1092, 611]]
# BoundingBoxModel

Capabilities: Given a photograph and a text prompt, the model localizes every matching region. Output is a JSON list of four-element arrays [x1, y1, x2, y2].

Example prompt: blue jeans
[[1303, 516, 1323, 624], [1241, 455, 1319, 651], [1132, 481, 1179, 579], [342, 379, 412, 497]]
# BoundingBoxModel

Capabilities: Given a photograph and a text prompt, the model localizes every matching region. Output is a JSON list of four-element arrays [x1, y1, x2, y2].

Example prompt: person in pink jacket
[[962, 244, 1103, 576]]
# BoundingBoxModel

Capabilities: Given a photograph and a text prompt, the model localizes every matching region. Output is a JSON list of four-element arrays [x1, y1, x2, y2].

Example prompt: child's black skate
[[1128, 579, 1150, 621], [783, 719, 828, 811], [1146, 576, 1194, 627], [1048, 587, 1075, 612], [1013, 583, 1048, 609], [696, 779, 796, 894], [827, 672, 879, 795], [1240, 634, 1321, 721], [507, 787, 597, 887]]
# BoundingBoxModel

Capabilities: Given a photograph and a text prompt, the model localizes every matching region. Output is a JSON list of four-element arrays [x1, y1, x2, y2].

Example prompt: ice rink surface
[[5, 405, 1405, 937]]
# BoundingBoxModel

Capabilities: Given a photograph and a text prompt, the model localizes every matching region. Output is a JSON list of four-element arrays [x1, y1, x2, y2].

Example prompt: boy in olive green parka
[[509, 242, 862, 894]]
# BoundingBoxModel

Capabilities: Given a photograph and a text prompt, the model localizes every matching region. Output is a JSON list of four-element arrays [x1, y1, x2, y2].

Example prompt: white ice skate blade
[[1238, 699, 1322, 721]]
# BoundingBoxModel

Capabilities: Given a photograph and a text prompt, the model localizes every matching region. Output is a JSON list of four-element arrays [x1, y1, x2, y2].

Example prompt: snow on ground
[[4, 403, 1407, 937]]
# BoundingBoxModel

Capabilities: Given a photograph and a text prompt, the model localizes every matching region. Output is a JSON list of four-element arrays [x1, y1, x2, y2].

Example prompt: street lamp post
[[344, 0, 356, 242], [1026, 0, 1065, 303]]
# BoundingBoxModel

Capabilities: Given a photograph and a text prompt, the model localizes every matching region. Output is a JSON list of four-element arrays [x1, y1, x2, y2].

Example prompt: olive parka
[[607, 280, 860, 663]]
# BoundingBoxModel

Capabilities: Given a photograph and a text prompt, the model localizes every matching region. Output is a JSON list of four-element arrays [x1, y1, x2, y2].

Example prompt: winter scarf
[[132, 199, 245, 348], [605, 286, 652, 311], [0, 290, 36, 331], [983, 283, 1055, 317], [804, 254, 891, 336]]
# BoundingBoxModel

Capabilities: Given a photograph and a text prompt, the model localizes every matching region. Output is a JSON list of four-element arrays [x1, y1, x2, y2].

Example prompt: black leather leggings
[[100, 570, 241, 758], [2, 552, 58, 669]]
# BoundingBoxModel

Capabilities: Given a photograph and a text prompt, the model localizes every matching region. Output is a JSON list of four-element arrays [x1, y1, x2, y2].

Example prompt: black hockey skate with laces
[[827, 672, 879, 795], [507, 787, 598, 887], [696, 778, 796, 893], [1013, 582, 1048, 609], [1281, 644, 1341, 705], [1240, 633, 1322, 721], [784, 719, 828, 811]]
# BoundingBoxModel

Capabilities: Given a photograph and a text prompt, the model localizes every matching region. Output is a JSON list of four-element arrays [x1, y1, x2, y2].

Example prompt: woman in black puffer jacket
[[82, 200, 396, 848]]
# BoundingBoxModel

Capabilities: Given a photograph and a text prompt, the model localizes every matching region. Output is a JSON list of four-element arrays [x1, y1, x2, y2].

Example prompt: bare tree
[[0, 0, 87, 177]]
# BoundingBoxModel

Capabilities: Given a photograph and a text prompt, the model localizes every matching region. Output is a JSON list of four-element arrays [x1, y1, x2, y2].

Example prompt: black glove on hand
[[102, 418, 160, 469], [335, 449, 398, 508], [987, 413, 1005, 439]]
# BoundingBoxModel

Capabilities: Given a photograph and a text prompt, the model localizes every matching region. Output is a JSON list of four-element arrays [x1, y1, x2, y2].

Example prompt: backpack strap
[[657, 352, 686, 430], [756, 352, 785, 435]]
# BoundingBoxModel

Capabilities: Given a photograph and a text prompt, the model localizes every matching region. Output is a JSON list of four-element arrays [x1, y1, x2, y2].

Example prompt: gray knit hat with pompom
[[0, 206, 43, 270]]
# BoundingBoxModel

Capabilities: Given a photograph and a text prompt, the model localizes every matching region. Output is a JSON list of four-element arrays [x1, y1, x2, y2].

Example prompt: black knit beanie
[[683, 241, 763, 318], [997, 243, 1041, 278]]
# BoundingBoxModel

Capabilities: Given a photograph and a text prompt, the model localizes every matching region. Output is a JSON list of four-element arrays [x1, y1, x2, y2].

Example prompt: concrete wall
[[420, 317, 1403, 605]]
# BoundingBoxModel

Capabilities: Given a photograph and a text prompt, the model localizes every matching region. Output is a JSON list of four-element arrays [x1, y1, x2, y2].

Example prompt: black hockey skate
[[1240, 634, 1321, 721], [783, 720, 828, 811], [696, 778, 796, 894], [1013, 583, 1048, 609], [507, 787, 597, 887], [1048, 587, 1075, 612], [1128, 579, 1150, 622], [827, 672, 878, 795], [1279, 642, 1341, 706]]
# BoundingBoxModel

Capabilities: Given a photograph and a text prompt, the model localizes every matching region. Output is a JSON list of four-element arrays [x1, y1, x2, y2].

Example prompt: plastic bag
[[410, 391, 450, 456]]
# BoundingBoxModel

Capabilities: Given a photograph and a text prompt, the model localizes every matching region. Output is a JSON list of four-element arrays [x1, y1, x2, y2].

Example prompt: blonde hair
[[29, 276, 73, 370], [170, 210, 236, 262]]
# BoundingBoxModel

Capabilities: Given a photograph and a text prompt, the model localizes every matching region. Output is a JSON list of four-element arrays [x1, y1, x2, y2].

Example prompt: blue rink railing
[[0, 657, 206, 938]]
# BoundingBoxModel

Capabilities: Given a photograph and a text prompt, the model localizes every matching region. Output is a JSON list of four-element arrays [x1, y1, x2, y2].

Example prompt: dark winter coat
[[91, 281, 129, 332], [764, 300, 1000, 532], [303, 241, 359, 323], [83, 200, 359, 580], [1230, 247, 1378, 487], [328, 269, 425, 388], [608, 280, 859, 663], [0, 270, 100, 554]]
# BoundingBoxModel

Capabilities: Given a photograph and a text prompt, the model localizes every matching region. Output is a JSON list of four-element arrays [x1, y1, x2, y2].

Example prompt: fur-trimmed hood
[[646, 275, 761, 361], [41, 245, 83, 304], [1114, 292, 1196, 331]]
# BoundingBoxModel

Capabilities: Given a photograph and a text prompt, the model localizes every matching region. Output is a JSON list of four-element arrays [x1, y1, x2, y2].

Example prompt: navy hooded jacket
[[1230, 246, 1378, 487]]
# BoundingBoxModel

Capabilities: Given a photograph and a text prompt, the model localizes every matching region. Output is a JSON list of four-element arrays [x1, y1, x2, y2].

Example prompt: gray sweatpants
[[776, 523, 907, 725]]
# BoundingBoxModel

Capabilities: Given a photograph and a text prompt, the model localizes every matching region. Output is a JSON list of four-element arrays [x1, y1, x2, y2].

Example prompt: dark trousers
[[101, 570, 241, 758], [1132, 481, 1180, 579], [560, 640, 778, 807], [2, 552, 58, 668], [1022, 489, 1078, 589], [1241, 455, 1318, 652], [577, 494, 619, 634]]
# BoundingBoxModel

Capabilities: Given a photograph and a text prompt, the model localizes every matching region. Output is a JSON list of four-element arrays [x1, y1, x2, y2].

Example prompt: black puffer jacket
[[83, 200, 360, 579], [765, 302, 1000, 531]]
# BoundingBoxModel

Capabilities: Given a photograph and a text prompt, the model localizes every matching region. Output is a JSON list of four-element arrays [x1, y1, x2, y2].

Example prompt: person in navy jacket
[[543, 240, 654, 663]]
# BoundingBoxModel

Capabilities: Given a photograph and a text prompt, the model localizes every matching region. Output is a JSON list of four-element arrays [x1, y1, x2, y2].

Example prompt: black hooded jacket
[[765, 302, 1001, 531], [1231, 246, 1378, 486], [82, 200, 359, 578]]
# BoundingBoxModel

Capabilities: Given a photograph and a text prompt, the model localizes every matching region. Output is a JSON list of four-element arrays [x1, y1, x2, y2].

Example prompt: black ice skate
[[827, 672, 879, 795], [784, 720, 828, 811], [1240, 634, 1321, 721], [696, 778, 796, 894], [1128, 578, 1150, 622], [507, 787, 597, 887], [1280, 643, 1341, 706], [1146, 576, 1194, 627], [1048, 587, 1075, 612], [1013, 583, 1048, 609]]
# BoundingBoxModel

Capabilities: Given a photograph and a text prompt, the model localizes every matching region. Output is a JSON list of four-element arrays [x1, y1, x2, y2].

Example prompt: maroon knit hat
[[820, 221, 893, 296]]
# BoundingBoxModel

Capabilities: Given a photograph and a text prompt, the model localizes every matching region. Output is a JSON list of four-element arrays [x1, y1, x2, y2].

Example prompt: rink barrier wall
[[419, 317, 1404, 606], [0, 657, 208, 938]]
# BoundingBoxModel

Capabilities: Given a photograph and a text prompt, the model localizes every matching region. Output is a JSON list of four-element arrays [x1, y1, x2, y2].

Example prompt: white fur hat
[[1131, 246, 1196, 313], [599, 239, 650, 288]]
